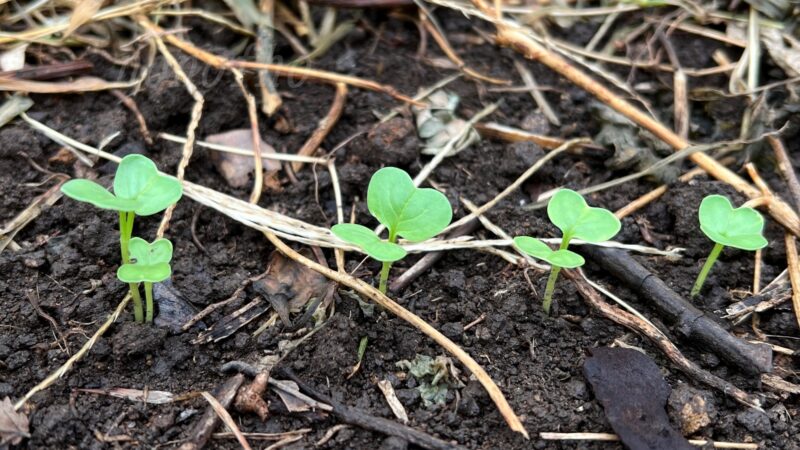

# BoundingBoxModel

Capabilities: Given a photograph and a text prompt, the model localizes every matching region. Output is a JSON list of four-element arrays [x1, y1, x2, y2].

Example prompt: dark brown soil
[[1, 8, 799, 450]]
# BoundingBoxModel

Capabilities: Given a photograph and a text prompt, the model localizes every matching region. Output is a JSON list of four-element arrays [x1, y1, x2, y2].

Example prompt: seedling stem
[[542, 235, 571, 314], [378, 231, 398, 294], [118, 211, 144, 322], [691, 242, 724, 298], [144, 282, 154, 323]]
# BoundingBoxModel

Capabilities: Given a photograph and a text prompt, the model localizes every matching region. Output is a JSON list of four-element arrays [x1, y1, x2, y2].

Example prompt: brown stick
[[470, 11, 800, 236], [261, 230, 528, 438], [179, 375, 245, 450], [767, 136, 800, 209], [292, 82, 347, 173], [784, 233, 800, 331], [562, 270, 762, 409]]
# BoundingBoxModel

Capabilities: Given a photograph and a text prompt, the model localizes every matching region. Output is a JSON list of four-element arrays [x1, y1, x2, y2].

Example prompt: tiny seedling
[[61, 154, 182, 322], [332, 167, 452, 293], [514, 189, 620, 314], [117, 238, 174, 323], [691, 195, 767, 297]]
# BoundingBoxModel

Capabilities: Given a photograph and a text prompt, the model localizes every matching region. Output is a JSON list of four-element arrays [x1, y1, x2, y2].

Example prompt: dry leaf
[[64, 0, 105, 38], [0, 397, 30, 446], [0, 44, 27, 72], [253, 251, 330, 314], [762, 29, 800, 77], [0, 76, 136, 93], [206, 129, 280, 189]]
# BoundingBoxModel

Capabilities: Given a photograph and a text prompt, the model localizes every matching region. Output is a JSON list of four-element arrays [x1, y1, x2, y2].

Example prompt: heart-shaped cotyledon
[[117, 237, 174, 283], [332, 167, 453, 293], [698, 195, 768, 251], [691, 195, 768, 297], [61, 154, 183, 216], [514, 189, 621, 314]]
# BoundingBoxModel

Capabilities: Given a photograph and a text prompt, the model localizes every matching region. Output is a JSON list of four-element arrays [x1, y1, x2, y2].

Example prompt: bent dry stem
[[691, 243, 724, 298], [118, 211, 144, 322]]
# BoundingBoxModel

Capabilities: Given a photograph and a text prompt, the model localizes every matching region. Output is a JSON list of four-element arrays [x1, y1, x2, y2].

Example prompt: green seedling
[[332, 167, 452, 293], [61, 154, 182, 322], [514, 189, 620, 314], [691, 195, 767, 297], [117, 238, 174, 323]]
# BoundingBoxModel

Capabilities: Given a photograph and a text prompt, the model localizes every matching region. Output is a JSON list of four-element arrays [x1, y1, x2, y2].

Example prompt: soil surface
[[1, 7, 799, 450]]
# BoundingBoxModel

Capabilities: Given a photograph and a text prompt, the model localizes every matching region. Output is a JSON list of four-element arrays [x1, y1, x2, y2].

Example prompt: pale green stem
[[542, 235, 572, 315], [378, 231, 398, 294], [542, 266, 561, 315], [378, 261, 391, 294], [119, 211, 144, 323], [691, 242, 724, 298], [144, 282, 154, 323]]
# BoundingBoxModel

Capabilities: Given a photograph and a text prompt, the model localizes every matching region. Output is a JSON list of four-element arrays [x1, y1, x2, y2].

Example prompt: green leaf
[[547, 189, 620, 242], [513, 236, 585, 268], [117, 237, 173, 283], [332, 223, 407, 262], [366, 167, 452, 242], [113, 154, 183, 216], [61, 179, 140, 212], [698, 195, 768, 251]]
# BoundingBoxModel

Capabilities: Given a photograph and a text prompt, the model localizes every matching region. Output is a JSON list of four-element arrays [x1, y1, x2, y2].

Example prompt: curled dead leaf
[[0, 397, 30, 446], [206, 129, 280, 189]]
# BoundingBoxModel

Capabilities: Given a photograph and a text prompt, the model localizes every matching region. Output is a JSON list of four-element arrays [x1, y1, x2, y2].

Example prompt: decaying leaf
[[0, 397, 30, 446], [253, 251, 331, 320], [206, 129, 280, 189], [396, 354, 464, 408], [413, 90, 479, 156], [584, 347, 693, 450]]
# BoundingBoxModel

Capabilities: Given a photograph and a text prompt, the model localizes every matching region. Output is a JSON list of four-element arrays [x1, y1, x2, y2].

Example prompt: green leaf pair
[[514, 189, 620, 314], [513, 189, 620, 268], [117, 238, 174, 283], [60, 154, 183, 323], [332, 167, 452, 293], [691, 195, 767, 297], [698, 195, 767, 251], [61, 154, 183, 216]]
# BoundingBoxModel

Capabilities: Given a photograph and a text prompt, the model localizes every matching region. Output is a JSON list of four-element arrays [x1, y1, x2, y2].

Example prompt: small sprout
[[60, 154, 182, 322], [332, 167, 452, 293], [691, 195, 767, 297], [117, 238, 174, 323], [514, 189, 620, 314]]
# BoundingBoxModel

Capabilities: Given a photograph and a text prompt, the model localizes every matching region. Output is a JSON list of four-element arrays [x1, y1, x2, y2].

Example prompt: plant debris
[[396, 354, 463, 408], [583, 347, 693, 450], [0, 397, 29, 446]]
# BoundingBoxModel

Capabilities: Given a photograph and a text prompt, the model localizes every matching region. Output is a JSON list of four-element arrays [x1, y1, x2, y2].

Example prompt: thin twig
[[539, 432, 758, 449], [292, 83, 347, 172], [232, 68, 264, 204], [141, 19, 204, 238]]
